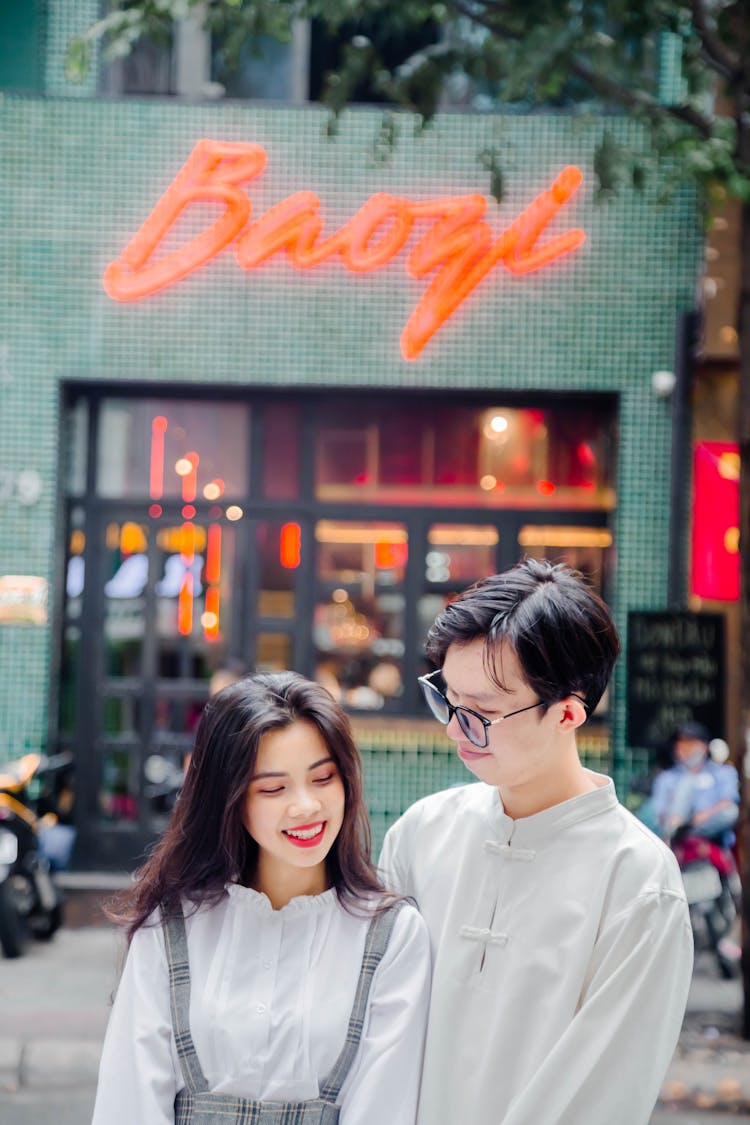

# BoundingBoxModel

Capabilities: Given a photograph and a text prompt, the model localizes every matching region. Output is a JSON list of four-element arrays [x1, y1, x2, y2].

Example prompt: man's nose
[[445, 710, 463, 741]]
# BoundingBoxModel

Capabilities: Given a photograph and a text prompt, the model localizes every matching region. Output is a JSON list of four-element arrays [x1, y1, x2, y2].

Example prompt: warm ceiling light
[[70, 529, 86, 555], [724, 527, 739, 554], [226, 506, 243, 521], [490, 414, 508, 433], [719, 325, 738, 346], [429, 527, 499, 546], [316, 522, 407, 544], [479, 475, 497, 491], [175, 458, 193, 476], [518, 526, 613, 548], [718, 451, 740, 480]]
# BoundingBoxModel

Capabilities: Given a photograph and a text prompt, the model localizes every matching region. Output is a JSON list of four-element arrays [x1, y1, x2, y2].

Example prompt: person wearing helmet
[[651, 721, 739, 845]]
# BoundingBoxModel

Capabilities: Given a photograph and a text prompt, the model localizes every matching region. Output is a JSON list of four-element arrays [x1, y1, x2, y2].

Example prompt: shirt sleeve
[[499, 888, 693, 1125], [649, 770, 676, 825], [91, 920, 180, 1125], [336, 903, 431, 1125], [716, 764, 740, 804]]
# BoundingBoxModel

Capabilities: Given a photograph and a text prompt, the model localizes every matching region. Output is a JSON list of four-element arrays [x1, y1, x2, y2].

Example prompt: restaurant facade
[[0, 40, 704, 867]]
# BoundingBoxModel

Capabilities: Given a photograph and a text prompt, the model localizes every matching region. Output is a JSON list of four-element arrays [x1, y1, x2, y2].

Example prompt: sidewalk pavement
[[2, 923, 750, 1116]]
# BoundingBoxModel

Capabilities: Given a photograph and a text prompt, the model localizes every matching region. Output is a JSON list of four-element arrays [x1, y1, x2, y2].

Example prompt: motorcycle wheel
[[30, 901, 62, 940], [704, 898, 740, 979], [0, 878, 28, 958]]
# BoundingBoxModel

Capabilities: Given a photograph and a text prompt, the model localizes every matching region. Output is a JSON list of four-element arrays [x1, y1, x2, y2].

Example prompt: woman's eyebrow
[[251, 756, 334, 780]]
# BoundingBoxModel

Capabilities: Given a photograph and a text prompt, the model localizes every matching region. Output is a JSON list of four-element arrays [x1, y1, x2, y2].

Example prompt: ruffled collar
[[225, 882, 340, 915]]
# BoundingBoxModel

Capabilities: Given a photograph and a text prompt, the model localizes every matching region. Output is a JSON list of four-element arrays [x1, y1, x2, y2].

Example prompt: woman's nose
[[288, 789, 323, 818]]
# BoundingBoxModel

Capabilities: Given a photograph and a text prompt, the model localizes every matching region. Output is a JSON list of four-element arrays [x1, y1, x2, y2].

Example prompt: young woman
[[92, 671, 430, 1125]]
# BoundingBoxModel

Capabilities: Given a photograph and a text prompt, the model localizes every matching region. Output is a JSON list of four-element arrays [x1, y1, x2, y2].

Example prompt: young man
[[380, 559, 692, 1125]]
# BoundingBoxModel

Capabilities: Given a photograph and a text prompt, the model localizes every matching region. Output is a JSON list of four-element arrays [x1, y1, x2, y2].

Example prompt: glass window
[[314, 520, 406, 710], [103, 521, 148, 677], [314, 399, 616, 509], [152, 696, 205, 738], [316, 426, 373, 496], [518, 525, 614, 597], [65, 399, 88, 495], [155, 520, 238, 671], [262, 403, 300, 500], [97, 399, 249, 499], [426, 524, 499, 585], [60, 509, 85, 737], [256, 521, 298, 618], [212, 33, 295, 100], [98, 749, 139, 823], [101, 695, 142, 737], [256, 633, 293, 672], [316, 520, 408, 587]]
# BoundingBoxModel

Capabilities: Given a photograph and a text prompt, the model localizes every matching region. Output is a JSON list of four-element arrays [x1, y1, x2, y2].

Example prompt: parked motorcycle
[[672, 832, 741, 979], [0, 752, 68, 958]]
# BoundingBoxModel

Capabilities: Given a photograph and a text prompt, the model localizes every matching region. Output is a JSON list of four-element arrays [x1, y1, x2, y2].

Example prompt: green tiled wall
[[359, 729, 613, 855], [0, 89, 700, 809]]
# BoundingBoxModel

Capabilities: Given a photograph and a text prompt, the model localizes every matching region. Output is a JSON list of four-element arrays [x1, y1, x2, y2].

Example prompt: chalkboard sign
[[626, 611, 725, 750]]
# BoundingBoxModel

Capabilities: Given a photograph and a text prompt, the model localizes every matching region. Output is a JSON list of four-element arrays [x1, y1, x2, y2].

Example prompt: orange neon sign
[[104, 140, 587, 360]]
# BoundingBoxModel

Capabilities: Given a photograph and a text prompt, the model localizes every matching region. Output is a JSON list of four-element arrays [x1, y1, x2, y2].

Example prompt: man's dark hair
[[425, 558, 620, 714]]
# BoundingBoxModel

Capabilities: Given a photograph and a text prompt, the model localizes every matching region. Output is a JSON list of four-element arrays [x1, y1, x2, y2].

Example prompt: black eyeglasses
[[417, 670, 546, 749]]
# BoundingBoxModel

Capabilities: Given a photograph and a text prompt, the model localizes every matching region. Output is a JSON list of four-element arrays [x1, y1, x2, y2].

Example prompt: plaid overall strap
[[163, 904, 211, 1096], [318, 900, 405, 1106]]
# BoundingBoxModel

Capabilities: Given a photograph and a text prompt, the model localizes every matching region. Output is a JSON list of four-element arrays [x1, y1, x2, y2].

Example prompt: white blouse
[[92, 885, 431, 1125]]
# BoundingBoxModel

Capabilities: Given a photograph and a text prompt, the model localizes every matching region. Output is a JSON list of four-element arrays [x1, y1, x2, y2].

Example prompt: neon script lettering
[[104, 139, 586, 360]]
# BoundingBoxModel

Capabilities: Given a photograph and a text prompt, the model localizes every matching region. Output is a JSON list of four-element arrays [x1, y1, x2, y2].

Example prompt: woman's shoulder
[[356, 894, 430, 951]]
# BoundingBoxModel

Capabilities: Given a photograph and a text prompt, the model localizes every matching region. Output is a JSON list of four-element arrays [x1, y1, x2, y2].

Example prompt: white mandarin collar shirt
[[380, 776, 693, 1125]]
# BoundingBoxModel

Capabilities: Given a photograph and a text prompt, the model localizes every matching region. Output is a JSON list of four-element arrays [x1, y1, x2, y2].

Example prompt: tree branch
[[447, 0, 716, 140], [568, 54, 715, 139], [689, 0, 741, 81], [447, 0, 524, 42]]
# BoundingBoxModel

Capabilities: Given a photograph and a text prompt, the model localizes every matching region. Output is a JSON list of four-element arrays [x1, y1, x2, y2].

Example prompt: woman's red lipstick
[[282, 822, 326, 848]]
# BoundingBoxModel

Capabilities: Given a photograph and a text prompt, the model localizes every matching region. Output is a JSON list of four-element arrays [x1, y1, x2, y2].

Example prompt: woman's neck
[[251, 858, 330, 910]]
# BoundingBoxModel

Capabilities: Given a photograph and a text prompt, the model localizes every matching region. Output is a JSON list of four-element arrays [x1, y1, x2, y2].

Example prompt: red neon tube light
[[149, 415, 167, 500], [103, 140, 586, 360], [280, 522, 301, 569]]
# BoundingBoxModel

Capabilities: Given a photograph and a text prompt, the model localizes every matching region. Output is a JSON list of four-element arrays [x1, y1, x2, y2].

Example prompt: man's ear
[[557, 696, 588, 731]]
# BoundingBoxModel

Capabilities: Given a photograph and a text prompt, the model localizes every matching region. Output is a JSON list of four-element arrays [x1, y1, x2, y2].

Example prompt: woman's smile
[[282, 822, 327, 847]]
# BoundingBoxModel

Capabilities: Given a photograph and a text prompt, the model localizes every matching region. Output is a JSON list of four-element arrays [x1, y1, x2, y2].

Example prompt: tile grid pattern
[[0, 64, 700, 825]]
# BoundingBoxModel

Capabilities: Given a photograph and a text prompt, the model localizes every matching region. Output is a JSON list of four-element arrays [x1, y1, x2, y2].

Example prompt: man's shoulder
[[706, 758, 738, 778], [387, 782, 489, 837], [404, 780, 488, 816], [606, 802, 686, 898]]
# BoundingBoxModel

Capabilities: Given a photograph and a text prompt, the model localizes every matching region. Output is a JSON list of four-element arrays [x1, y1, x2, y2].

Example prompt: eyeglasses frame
[[420, 666, 589, 747], [417, 669, 547, 749]]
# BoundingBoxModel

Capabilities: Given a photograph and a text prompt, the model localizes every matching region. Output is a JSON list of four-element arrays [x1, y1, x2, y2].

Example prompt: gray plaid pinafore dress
[[163, 899, 404, 1124]]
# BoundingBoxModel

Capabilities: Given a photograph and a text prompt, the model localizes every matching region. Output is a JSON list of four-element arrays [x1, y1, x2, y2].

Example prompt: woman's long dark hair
[[108, 672, 386, 941]]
